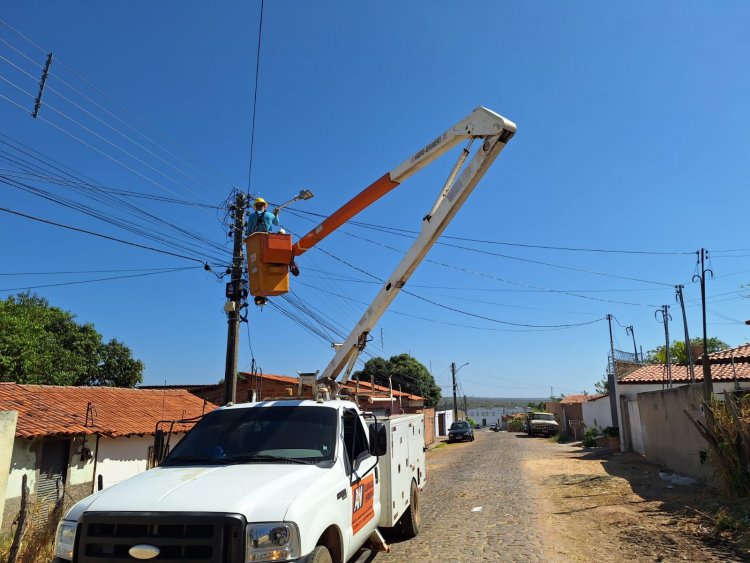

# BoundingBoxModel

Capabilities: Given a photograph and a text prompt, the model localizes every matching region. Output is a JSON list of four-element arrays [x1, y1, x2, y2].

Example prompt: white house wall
[[0, 411, 18, 529], [581, 397, 613, 430], [7, 438, 36, 500], [96, 433, 185, 489], [467, 408, 503, 426]]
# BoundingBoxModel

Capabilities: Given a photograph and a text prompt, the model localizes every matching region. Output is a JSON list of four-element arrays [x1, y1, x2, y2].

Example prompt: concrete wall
[[422, 408, 435, 446], [0, 411, 18, 530], [582, 396, 613, 431], [434, 410, 455, 437], [96, 433, 185, 489], [636, 383, 712, 483]]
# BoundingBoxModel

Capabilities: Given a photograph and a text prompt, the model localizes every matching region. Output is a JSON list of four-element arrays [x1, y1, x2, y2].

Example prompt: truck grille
[[76, 512, 245, 563]]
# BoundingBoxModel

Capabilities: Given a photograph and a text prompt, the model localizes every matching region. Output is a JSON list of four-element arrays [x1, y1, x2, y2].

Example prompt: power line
[[0, 206, 210, 265], [402, 289, 607, 329], [0, 267, 198, 292], [0, 17, 232, 192], [246, 0, 265, 194], [283, 207, 695, 256], [0, 266, 191, 276]]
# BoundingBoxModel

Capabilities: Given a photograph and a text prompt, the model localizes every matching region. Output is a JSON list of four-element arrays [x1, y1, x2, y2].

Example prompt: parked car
[[448, 420, 475, 442], [489, 424, 500, 432]]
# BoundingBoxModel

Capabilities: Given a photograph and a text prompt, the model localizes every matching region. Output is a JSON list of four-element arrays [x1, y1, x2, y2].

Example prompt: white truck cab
[[53, 399, 426, 563]]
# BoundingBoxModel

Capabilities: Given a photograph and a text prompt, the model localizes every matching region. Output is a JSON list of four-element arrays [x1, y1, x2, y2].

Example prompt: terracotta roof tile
[[619, 361, 750, 384], [560, 393, 606, 404], [0, 383, 217, 439], [706, 343, 750, 362]]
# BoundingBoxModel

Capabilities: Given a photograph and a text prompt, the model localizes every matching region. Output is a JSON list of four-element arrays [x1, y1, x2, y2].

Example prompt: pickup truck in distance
[[526, 412, 559, 437]]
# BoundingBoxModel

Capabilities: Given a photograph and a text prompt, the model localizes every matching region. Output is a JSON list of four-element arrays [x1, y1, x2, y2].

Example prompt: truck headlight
[[246, 522, 300, 562], [54, 520, 77, 560]]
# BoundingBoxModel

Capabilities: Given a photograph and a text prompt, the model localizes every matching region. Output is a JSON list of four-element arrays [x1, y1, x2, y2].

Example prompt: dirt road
[[376, 429, 748, 562]]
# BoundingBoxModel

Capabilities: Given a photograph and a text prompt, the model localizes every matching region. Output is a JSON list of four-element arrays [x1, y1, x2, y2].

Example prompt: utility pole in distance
[[451, 362, 458, 421], [606, 314, 618, 429], [224, 192, 248, 405], [451, 362, 469, 421], [693, 248, 714, 402]]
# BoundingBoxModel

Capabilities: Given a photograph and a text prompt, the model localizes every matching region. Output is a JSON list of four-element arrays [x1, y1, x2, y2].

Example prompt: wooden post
[[8, 474, 29, 563]]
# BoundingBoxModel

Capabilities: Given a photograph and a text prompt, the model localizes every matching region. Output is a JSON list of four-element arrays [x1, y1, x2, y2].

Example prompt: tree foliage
[[352, 353, 441, 408], [645, 337, 729, 365], [594, 375, 609, 394], [0, 292, 144, 387]]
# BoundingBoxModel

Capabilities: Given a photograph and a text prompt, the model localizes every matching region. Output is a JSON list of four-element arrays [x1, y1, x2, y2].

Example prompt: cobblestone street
[[376, 429, 549, 562]]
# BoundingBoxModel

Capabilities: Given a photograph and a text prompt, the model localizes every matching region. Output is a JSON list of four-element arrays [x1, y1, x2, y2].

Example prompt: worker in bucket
[[247, 196, 300, 278], [247, 197, 279, 234]]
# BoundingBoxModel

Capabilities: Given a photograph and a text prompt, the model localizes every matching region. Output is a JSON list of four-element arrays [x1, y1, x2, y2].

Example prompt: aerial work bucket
[[245, 232, 293, 297]]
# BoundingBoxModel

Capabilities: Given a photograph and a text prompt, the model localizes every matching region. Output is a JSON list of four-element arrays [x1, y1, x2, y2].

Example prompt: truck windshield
[[162, 406, 337, 466], [532, 414, 556, 421]]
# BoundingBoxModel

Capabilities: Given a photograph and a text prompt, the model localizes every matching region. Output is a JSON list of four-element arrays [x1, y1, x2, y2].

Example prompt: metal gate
[[36, 439, 69, 524], [626, 400, 645, 454]]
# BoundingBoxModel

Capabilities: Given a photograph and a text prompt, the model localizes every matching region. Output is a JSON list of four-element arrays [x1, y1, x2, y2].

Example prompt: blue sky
[[1, 1, 749, 399]]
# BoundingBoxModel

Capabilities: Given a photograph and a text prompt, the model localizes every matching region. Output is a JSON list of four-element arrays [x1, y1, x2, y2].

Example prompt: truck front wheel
[[400, 480, 421, 539], [310, 545, 332, 563]]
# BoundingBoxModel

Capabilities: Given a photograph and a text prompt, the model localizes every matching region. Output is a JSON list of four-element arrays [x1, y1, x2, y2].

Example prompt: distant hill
[[437, 396, 549, 410]]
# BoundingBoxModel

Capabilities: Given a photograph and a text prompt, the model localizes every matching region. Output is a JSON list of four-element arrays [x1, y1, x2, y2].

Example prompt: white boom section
[[319, 106, 516, 386]]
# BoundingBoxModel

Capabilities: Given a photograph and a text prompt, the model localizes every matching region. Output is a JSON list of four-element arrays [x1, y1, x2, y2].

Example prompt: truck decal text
[[351, 474, 375, 534]]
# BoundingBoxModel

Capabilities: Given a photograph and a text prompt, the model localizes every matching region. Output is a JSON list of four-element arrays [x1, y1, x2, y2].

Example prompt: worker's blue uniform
[[247, 210, 279, 234]]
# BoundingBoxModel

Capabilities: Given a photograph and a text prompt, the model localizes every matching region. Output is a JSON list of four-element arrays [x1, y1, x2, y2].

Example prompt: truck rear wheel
[[310, 545, 333, 563], [400, 480, 421, 538]]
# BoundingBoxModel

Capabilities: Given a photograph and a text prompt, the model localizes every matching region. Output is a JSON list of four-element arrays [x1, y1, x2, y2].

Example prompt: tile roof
[[239, 372, 423, 399], [0, 383, 217, 439], [706, 343, 750, 362], [619, 361, 750, 385], [150, 373, 425, 401], [560, 393, 607, 404]]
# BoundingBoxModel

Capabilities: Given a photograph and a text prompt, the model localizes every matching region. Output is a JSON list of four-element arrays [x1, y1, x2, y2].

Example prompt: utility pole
[[625, 325, 639, 364], [32, 53, 53, 118], [606, 314, 618, 428], [656, 305, 672, 388], [692, 248, 714, 402], [675, 285, 695, 383], [451, 362, 458, 421], [463, 395, 467, 419], [224, 192, 248, 405]]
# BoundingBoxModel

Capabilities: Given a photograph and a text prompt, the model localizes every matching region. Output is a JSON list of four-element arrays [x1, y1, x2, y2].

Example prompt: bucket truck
[[53, 107, 515, 563]]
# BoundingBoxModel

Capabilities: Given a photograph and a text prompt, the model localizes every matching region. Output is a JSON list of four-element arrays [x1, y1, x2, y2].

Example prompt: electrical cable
[[282, 206, 695, 256], [402, 289, 607, 329], [0, 266, 198, 292], [1, 176, 230, 264], [0, 266, 191, 276], [0, 206, 210, 265], [246, 0, 265, 194], [0, 133, 230, 259], [0, 17, 232, 192]]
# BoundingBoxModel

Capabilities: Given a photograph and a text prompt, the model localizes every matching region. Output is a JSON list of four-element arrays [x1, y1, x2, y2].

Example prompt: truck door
[[343, 409, 380, 553]]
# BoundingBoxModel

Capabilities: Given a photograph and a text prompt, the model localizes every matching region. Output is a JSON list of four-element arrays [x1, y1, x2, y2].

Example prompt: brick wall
[[422, 408, 435, 446]]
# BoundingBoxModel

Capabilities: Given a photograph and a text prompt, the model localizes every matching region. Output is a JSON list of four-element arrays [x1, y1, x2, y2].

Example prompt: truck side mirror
[[369, 423, 387, 457]]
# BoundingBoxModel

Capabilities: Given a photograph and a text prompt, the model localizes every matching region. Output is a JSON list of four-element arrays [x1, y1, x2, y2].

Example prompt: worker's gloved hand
[[273, 208, 279, 216]]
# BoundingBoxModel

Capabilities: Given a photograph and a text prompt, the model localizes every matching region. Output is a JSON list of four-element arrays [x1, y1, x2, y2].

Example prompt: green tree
[[0, 292, 144, 386], [594, 375, 609, 394], [352, 353, 441, 408], [645, 337, 729, 365]]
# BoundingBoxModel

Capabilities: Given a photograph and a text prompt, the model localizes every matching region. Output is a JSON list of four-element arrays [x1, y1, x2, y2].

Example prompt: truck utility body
[[54, 106, 515, 562]]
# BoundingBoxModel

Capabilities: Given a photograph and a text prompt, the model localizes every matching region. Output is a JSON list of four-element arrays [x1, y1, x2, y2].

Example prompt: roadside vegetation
[[686, 393, 750, 498]]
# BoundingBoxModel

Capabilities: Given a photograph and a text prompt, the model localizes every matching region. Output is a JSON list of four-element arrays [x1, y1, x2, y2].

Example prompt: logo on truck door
[[351, 474, 375, 534]]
